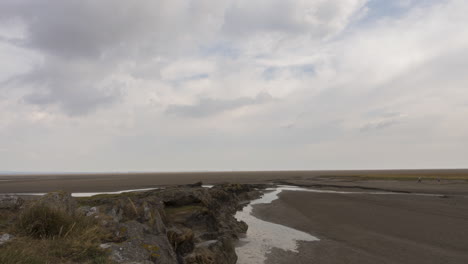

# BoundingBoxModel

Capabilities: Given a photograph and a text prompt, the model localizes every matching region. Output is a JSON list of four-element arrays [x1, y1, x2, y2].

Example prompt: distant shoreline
[[1, 169, 468, 193], [2, 168, 468, 176]]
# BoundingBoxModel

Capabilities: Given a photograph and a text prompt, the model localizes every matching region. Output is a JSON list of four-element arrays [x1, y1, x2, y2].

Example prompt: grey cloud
[[222, 1, 303, 36], [263, 64, 315, 80], [166, 92, 273, 118], [0, 0, 222, 115], [0, 1, 160, 58], [0, 1, 227, 59], [23, 86, 120, 116], [16, 59, 122, 116], [222, 0, 366, 39], [360, 119, 400, 132], [364, 109, 401, 118], [0, 0, 365, 117], [0, 0, 152, 115]]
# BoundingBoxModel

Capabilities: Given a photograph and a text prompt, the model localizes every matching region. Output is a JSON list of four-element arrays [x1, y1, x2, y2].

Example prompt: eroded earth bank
[[0, 183, 265, 264]]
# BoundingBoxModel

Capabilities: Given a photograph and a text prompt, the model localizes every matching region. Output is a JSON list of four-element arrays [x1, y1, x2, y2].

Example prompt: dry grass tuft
[[0, 203, 113, 264]]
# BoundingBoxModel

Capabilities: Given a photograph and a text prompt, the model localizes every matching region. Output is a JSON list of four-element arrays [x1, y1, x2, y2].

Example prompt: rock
[[73, 183, 265, 264], [159, 184, 260, 263], [206, 237, 238, 264], [187, 181, 203, 187], [76, 205, 91, 215], [0, 233, 14, 245], [37, 191, 77, 214], [106, 221, 178, 264], [100, 243, 112, 249], [86, 206, 99, 216], [76, 205, 100, 216], [185, 237, 237, 264], [159, 188, 206, 207], [0, 195, 24, 210], [167, 227, 194, 256], [184, 247, 216, 264], [196, 240, 218, 247]]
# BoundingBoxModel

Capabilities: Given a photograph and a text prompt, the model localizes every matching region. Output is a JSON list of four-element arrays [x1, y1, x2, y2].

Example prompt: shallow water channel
[[8, 187, 160, 197], [234, 186, 320, 264]]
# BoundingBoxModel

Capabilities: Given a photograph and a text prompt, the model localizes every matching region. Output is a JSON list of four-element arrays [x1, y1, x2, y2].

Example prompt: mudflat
[[1, 169, 468, 193], [253, 182, 468, 264]]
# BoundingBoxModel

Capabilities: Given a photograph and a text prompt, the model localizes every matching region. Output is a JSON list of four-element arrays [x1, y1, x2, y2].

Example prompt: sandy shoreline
[[253, 185, 468, 264]]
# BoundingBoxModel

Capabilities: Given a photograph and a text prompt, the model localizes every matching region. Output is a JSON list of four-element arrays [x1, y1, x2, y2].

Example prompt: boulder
[[185, 237, 237, 264], [167, 227, 194, 256], [106, 220, 177, 264], [0, 195, 24, 210], [0, 233, 14, 245]]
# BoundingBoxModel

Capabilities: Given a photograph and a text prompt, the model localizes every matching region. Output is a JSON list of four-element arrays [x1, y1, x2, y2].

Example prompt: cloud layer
[[1, 0, 467, 171]]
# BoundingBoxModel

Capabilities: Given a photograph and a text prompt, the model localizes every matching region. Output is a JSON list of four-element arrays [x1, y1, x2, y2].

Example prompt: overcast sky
[[1, 0, 467, 172]]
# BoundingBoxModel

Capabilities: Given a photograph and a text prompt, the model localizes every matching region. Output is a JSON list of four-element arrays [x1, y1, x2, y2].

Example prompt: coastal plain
[[1, 170, 468, 264]]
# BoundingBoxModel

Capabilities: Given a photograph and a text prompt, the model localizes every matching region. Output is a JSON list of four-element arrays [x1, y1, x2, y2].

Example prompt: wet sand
[[254, 186, 468, 264]]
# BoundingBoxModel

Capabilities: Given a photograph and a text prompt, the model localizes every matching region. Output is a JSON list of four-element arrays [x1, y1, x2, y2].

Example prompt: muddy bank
[[0, 183, 266, 264], [253, 189, 468, 264]]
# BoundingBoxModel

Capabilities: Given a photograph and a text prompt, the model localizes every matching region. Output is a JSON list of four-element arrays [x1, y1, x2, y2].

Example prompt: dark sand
[[254, 185, 468, 264], [1, 169, 468, 193]]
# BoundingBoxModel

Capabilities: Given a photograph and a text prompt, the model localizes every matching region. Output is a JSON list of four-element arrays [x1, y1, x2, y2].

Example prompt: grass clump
[[0, 203, 113, 264], [16, 204, 75, 239], [0, 240, 47, 264]]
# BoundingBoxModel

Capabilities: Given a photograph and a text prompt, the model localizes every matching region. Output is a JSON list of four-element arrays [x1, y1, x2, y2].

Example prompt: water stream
[[6, 187, 159, 197], [234, 187, 319, 264]]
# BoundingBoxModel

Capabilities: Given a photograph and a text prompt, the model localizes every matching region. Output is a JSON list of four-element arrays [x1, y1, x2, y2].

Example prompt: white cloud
[[1, 0, 467, 171]]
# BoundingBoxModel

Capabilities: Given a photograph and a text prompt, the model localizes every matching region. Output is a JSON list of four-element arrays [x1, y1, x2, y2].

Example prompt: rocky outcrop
[[0, 195, 24, 210], [102, 220, 177, 264], [74, 183, 264, 264], [0, 183, 264, 263]]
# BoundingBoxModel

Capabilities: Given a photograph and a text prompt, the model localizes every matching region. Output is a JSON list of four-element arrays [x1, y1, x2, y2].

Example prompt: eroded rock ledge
[[0, 183, 266, 264]]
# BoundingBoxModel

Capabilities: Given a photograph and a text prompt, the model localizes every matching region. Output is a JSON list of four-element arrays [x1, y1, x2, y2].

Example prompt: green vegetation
[[76, 191, 142, 207], [16, 204, 76, 239], [164, 205, 207, 216], [0, 203, 112, 264], [143, 244, 160, 259]]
